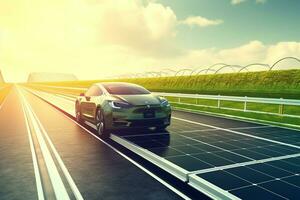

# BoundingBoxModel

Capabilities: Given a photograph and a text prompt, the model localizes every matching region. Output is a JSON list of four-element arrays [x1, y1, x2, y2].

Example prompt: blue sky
[[158, 0, 300, 49]]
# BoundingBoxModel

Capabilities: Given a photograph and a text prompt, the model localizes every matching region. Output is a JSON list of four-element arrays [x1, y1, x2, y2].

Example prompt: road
[[0, 87, 188, 200], [0, 85, 300, 199]]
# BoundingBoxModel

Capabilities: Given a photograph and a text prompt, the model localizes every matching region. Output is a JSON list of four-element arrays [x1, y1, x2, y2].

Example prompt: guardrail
[[28, 84, 300, 118], [154, 92, 300, 118]]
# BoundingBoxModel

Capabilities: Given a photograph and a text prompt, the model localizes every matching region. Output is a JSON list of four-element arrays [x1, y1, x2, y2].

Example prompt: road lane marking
[[55, 93, 76, 101], [23, 86, 192, 200], [71, 119, 192, 200], [26, 87, 247, 200], [19, 89, 71, 200], [24, 87, 299, 200], [174, 106, 300, 130], [29, 101, 84, 200], [228, 125, 272, 130], [27, 84, 87, 91], [20, 95, 45, 200], [180, 125, 271, 133], [172, 117, 300, 150], [189, 152, 300, 175]]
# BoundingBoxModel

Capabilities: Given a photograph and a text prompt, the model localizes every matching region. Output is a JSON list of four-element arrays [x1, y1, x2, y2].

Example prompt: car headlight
[[159, 97, 170, 107], [109, 101, 132, 109]]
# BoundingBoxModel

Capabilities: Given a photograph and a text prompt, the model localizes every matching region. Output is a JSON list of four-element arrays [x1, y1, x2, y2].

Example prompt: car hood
[[113, 94, 161, 106]]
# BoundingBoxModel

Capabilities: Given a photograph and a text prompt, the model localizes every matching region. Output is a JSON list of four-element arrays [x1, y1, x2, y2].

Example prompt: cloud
[[180, 16, 223, 27], [97, 0, 178, 56], [145, 41, 300, 71], [0, 0, 182, 81]]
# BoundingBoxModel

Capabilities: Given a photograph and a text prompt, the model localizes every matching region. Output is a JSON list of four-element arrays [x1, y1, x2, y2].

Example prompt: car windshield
[[103, 83, 150, 95]]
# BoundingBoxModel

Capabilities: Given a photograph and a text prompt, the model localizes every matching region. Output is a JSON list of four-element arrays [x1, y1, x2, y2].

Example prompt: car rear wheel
[[96, 109, 109, 138]]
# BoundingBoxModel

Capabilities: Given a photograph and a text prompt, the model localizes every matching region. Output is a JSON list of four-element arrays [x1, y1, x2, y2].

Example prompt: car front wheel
[[75, 103, 83, 123], [96, 109, 109, 138]]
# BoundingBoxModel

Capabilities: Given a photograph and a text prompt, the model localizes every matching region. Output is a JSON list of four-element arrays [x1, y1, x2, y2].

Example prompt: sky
[[0, 0, 300, 82]]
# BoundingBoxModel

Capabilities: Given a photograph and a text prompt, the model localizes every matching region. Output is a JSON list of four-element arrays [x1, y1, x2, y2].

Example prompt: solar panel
[[112, 118, 300, 199], [197, 157, 300, 199], [232, 127, 300, 146]]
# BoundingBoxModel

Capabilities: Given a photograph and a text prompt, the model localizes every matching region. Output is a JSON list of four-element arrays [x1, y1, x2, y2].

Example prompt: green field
[[28, 69, 300, 99], [25, 69, 300, 128]]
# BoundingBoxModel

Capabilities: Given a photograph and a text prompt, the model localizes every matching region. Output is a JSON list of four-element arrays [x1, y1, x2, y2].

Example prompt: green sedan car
[[75, 82, 171, 137]]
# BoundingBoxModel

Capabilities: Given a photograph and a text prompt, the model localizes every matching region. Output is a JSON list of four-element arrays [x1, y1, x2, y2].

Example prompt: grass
[[165, 96, 300, 116], [24, 69, 300, 128], [172, 103, 300, 129], [25, 83, 300, 129], [0, 84, 12, 105], [27, 69, 300, 99]]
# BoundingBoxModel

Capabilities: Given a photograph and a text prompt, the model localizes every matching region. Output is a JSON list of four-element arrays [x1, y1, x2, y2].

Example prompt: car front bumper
[[104, 104, 171, 130]]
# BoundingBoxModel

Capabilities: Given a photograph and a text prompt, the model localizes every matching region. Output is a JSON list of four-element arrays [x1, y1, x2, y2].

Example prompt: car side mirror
[[80, 93, 85, 96]]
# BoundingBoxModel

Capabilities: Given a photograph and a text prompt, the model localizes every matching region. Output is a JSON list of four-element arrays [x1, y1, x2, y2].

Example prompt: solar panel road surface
[[24, 87, 300, 200]]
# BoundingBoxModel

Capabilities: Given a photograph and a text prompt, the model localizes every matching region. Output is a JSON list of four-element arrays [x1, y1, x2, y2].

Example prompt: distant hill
[[0, 71, 4, 83], [27, 72, 78, 83]]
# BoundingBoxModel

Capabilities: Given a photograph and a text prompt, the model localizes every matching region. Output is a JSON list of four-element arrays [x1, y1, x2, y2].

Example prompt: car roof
[[94, 82, 140, 87]]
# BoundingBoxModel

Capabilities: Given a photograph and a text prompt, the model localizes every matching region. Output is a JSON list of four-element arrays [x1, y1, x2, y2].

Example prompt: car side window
[[94, 87, 103, 96], [85, 86, 93, 96], [85, 86, 103, 96]]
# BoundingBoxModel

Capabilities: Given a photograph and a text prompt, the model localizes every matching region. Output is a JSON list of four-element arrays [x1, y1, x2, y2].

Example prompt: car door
[[81, 85, 103, 121], [88, 86, 104, 121], [81, 85, 95, 119]]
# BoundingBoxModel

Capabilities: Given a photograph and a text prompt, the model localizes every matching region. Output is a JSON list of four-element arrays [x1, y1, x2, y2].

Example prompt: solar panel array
[[116, 118, 300, 199]]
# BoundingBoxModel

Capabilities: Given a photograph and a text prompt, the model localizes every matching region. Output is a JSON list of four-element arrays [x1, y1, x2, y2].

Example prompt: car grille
[[133, 105, 162, 113], [129, 119, 164, 127]]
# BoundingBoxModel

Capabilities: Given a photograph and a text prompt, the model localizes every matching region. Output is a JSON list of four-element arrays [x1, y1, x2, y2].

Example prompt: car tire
[[96, 109, 109, 138], [75, 103, 83, 123]]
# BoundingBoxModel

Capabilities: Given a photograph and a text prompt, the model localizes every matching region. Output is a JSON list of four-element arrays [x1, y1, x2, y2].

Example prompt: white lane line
[[26, 87, 245, 200], [174, 106, 300, 130], [20, 94, 45, 200], [28, 84, 87, 91], [72, 121, 191, 200], [172, 117, 300, 150], [25, 88, 300, 200], [189, 152, 300, 175], [110, 134, 190, 182], [180, 128, 218, 133], [25, 88, 75, 116], [121, 132, 170, 138], [29, 100, 84, 200], [229, 125, 272, 130], [55, 93, 76, 101], [19, 89, 71, 200], [23, 87, 192, 200], [180, 125, 271, 133]]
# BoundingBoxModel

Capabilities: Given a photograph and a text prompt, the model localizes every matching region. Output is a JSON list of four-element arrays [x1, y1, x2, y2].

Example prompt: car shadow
[[112, 128, 171, 149]]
